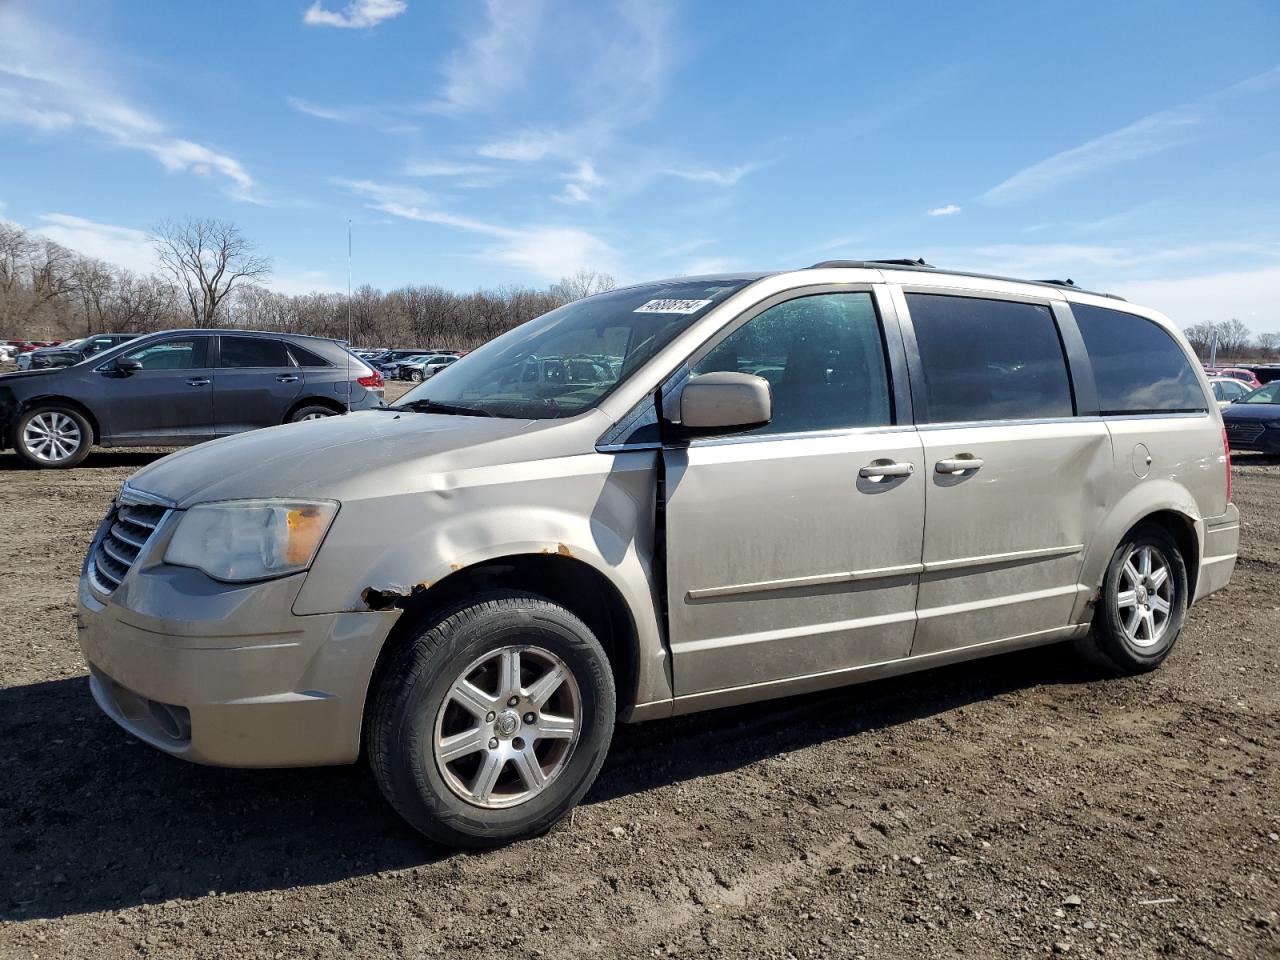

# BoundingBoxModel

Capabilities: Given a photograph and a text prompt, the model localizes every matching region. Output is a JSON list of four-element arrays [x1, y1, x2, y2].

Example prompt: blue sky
[[1, 0, 1278, 331]]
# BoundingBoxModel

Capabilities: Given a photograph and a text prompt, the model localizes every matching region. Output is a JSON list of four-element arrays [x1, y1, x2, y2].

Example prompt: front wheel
[[368, 592, 615, 848], [409, 370, 424, 382], [1075, 522, 1188, 673], [13, 405, 92, 468]]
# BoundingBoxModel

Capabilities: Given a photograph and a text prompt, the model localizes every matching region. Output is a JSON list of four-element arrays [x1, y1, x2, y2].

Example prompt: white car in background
[[400, 353, 459, 382], [1207, 376, 1251, 408]]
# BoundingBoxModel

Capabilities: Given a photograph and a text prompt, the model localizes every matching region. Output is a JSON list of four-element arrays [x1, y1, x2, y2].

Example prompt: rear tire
[[288, 404, 339, 423], [1076, 522, 1188, 673], [13, 405, 92, 468], [368, 591, 615, 848]]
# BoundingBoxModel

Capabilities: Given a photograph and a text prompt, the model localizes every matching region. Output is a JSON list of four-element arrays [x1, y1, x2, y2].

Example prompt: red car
[[1203, 366, 1262, 389]]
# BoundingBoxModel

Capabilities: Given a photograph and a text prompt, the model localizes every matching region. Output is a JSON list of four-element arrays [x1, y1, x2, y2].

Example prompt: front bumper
[[1225, 420, 1280, 452], [77, 508, 398, 767]]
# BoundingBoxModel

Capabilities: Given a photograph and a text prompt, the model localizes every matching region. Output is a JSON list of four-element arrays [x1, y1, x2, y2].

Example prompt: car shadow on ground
[[0, 450, 173, 472], [1, 642, 1103, 920]]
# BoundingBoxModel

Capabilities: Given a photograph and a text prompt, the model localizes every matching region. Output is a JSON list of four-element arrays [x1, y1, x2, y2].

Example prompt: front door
[[898, 290, 1111, 655], [98, 336, 214, 444], [663, 288, 925, 703], [213, 335, 304, 435]]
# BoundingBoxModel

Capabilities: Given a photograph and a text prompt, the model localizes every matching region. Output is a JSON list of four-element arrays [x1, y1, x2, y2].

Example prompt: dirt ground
[[0, 386, 1277, 959]]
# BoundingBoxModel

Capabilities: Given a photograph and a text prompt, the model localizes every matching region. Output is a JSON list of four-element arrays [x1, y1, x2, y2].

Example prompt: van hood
[[126, 408, 595, 507]]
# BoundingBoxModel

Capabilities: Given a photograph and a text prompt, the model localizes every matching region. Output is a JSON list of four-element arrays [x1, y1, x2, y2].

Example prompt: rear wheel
[[1075, 522, 1188, 673], [289, 404, 339, 423], [13, 405, 92, 468], [369, 591, 615, 848], [409, 369, 424, 382]]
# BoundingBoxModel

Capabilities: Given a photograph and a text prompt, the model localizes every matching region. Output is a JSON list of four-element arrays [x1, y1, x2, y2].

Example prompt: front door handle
[[186, 377, 210, 387], [859, 461, 915, 479], [277, 374, 300, 383], [935, 455, 984, 474]]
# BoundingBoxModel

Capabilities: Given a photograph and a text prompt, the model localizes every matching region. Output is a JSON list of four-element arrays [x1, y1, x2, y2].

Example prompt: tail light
[[1222, 426, 1232, 504], [357, 369, 384, 389]]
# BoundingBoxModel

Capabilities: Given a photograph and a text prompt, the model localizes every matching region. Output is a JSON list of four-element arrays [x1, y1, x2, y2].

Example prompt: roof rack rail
[[808, 257, 934, 270], [803, 259, 1125, 300]]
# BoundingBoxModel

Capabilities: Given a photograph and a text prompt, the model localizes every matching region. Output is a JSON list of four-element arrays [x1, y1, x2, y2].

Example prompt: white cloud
[[681, 257, 739, 276], [285, 96, 352, 122], [266, 268, 343, 295], [663, 163, 760, 187], [1114, 265, 1280, 333], [927, 204, 961, 217], [427, 0, 544, 114], [340, 179, 614, 281], [982, 66, 1280, 205], [553, 161, 603, 204], [32, 213, 156, 274], [303, 0, 407, 29], [0, 8, 260, 202], [478, 129, 574, 162], [403, 160, 496, 177]]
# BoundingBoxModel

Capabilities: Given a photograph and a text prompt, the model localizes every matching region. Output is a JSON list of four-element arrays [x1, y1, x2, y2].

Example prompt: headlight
[[164, 499, 339, 582]]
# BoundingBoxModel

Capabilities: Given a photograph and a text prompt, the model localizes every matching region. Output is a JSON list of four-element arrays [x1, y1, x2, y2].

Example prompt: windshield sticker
[[633, 298, 713, 314]]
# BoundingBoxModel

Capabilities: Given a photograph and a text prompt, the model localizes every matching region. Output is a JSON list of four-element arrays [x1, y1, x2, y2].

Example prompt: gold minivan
[[77, 260, 1239, 846]]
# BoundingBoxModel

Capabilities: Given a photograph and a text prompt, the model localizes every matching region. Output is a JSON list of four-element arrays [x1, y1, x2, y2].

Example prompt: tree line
[[3, 216, 1277, 359], [0, 218, 615, 350]]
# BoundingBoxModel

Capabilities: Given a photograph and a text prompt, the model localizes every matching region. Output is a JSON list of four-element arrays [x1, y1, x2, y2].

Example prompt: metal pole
[[346, 219, 353, 413]]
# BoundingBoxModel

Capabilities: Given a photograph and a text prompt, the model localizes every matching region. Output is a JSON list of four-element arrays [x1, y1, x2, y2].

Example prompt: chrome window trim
[[119, 484, 178, 508]]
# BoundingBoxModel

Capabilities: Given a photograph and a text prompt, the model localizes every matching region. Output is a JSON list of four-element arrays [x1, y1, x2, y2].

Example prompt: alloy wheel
[[1116, 544, 1174, 648], [433, 645, 582, 809], [22, 412, 82, 463]]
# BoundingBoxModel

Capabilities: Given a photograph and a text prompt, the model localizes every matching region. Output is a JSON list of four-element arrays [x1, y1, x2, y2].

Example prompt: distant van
[[77, 259, 1238, 847]]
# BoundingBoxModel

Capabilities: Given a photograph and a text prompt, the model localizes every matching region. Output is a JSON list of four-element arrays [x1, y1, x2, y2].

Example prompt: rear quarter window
[[1071, 303, 1206, 414], [288, 343, 332, 367]]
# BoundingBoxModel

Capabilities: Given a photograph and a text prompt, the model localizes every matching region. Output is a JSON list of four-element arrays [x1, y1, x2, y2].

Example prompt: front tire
[[368, 592, 615, 848], [1075, 522, 1188, 673], [13, 405, 92, 468], [409, 370, 424, 382]]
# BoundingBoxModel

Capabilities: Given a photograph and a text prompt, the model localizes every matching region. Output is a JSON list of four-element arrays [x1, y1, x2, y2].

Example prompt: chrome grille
[[88, 501, 170, 595], [1226, 422, 1265, 445]]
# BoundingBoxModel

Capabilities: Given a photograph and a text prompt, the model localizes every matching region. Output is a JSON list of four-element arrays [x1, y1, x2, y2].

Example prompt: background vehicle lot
[[0, 423, 1276, 957]]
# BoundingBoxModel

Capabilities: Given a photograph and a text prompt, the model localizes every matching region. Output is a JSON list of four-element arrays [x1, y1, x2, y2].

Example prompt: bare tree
[[1183, 322, 1216, 358], [73, 257, 115, 336], [1216, 318, 1252, 360], [152, 218, 272, 327], [550, 269, 616, 303], [1257, 331, 1280, 360]]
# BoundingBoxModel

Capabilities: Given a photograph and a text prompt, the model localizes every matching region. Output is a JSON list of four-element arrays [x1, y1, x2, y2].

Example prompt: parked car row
[[17, 333, 140, 370], [0, 329, 384, 467], [2, 338, 65, 361], [352, 347, 464, 381]]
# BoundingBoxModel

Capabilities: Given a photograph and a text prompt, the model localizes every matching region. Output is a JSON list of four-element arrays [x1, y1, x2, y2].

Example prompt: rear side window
[[288, 342, 331, 367], [906, 294, 1073, 423], [1071, 303, 1206, 414], [220, 336, 292, 368], [692, 292, 891, 435]]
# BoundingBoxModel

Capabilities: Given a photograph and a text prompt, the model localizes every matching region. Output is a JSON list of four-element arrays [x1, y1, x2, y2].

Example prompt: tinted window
[[907, 294, 1073, 423], [288, 342, 331, 367], [691, 292, 891, 435], [122, 337, 208, 370], [1072, 303, 1206, 414], [220, 336, 292, 368]]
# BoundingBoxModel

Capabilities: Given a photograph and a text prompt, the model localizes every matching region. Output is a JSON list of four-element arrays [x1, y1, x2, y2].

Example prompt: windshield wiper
[[387, 399, 492, 417]]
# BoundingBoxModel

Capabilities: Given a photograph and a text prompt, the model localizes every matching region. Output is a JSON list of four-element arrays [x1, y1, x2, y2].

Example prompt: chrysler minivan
[[76, 260, 1239, 847]]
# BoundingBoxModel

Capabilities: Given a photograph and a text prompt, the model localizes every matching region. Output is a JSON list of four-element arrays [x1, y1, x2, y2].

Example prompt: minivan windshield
[[394, 279, 755, 418]]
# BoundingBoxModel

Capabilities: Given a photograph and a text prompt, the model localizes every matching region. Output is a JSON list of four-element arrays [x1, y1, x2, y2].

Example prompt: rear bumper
[[1195, 503, 1240, 603], [77, 559, 398, 767]]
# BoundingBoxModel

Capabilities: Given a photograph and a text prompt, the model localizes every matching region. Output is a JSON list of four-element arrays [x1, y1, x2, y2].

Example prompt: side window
[[691, 292, 891, 435], [1071, 303, 1206, 414], [220, 336, 292, 368], [1225, 380, 1247, 400], [121, 337, 209, 371], [288, 343, 331, 367], [906, 293, 1073, 423]]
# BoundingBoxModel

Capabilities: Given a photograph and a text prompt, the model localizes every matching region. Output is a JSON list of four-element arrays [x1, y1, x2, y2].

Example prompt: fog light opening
[[147, 700, 191, 742]]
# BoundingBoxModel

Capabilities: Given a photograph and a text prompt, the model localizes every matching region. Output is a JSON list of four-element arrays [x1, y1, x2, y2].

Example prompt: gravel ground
[[0, 381, 1276, 959]]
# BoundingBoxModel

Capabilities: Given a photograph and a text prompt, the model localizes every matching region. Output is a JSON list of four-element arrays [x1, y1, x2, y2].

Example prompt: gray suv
[[1, 329, 384, 467], [75, 262, 1238, 847]]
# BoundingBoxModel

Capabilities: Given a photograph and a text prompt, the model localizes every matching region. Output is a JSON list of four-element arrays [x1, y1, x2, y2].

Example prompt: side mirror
[[678, 372, 772, 433], [114, 358, 143, 374]]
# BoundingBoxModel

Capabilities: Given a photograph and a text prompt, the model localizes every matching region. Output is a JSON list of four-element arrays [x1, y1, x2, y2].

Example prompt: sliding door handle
[[859, 461, 914, 479]]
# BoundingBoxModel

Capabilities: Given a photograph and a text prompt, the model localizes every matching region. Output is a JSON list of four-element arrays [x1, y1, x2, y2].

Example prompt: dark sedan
[[23, 333, 139, 370], [1223, 381, 1280, 453], [0, 329, 385, 468]]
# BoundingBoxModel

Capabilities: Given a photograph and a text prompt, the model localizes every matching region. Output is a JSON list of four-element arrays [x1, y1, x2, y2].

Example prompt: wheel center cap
[[1136, 585, 1149, 603], [495, 711, 520, 739]]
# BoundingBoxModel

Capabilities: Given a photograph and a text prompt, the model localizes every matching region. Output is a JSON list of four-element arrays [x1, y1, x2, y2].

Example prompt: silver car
[[76, 260, 1239, 847]]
